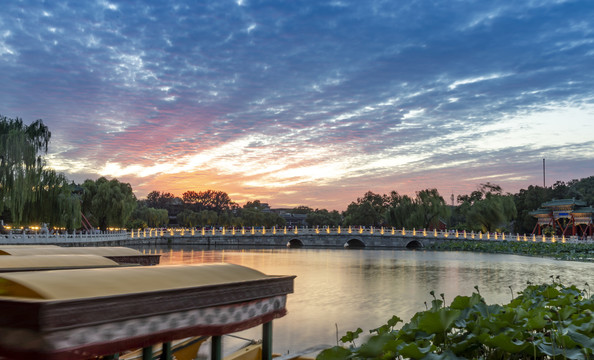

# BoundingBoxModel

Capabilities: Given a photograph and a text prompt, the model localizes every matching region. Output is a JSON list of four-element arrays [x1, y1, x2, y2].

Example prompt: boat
[[117, 336, 208, 360], [0, 246, 318, 360], [0, 263, 295, 360]]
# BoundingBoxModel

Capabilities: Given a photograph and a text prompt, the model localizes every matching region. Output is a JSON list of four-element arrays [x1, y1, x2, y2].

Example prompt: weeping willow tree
[[82, 177, 137, 231], [0, 115, 81, 230], [0, 115, 51, 227], [24, 170, 82, 230]]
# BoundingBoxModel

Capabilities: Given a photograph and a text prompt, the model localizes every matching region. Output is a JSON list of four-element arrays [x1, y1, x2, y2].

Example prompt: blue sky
[[1, 0, 593, 210]]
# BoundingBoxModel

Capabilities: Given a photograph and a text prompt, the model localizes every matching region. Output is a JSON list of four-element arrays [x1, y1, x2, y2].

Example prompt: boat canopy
[[0, 254, 119, 272], [0, 263, 270, 300], [0, 246, 141, 256]]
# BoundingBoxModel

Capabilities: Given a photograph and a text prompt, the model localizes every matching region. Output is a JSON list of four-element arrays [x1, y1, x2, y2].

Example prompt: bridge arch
[[344, 238, 366, 249], [405, 240, 423, 249], [286, 239, 304, 248]]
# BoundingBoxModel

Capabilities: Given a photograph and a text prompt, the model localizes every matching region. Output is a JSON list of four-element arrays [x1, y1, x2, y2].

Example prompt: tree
[[384, 193, 416, 228], [467, 193, 516, 232], [82, 177, 137, 231], [146, 190, 176, 209], [133, 204, 168, 228], [513, 185, 551, 234], [306, 209, 342, 227], [291, 206, 313, 214], [244, 200, 267, 210], [182, 189, 235, 214], [177, 209, 199, 227], [263, 212, 286, 228], [568, 176, 594, 205], [342, 191, 391, 226], [27, 170, 81, 230], [238, 208, 260, 226], [343, 201, 380, 226], [0, 115, 51, 226], [408, 189, 449, 229], [457, 183, 516, 232], [511, 176, 594, 234], [198, 210, 218, 226]]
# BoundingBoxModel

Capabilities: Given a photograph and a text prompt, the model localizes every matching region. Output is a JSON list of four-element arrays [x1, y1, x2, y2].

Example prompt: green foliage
[[29, 170, 81, 229], [456, 183, 516, 233], [238, 206, 285, 227], [409, 189, 449, 229], [176, 209, 199, 227], [344, 189, 449, 229], [319, 282, 594, 359], [198, 209, 219, 226], [426, 240, 594, 262], [512, 177, 594, 234], [466, 193, 516, 232], [343, 191, 392, 227], [384, 194, 416, 229], [82, 177, 137, 230], [292, 206, 314, 214], [0, 115, 51, 225], [182, 189, 236, 214], [132, 205, 168, 228], [307, 209, 342, 227]]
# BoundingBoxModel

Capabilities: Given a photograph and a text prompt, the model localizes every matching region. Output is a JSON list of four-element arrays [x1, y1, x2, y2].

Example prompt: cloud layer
[[1, 0, 593, 210]]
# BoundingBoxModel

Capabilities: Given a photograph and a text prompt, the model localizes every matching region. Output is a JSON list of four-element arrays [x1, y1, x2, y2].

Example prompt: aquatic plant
[[426, 240, 594, 262], [318, 282, 594, 359]]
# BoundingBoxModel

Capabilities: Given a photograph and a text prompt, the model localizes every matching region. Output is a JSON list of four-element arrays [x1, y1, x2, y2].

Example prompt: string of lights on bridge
[[131, 226, 577, 243]]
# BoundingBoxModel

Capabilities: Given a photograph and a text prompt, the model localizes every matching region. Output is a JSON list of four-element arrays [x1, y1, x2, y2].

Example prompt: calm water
[[139, 246, 594, 354]]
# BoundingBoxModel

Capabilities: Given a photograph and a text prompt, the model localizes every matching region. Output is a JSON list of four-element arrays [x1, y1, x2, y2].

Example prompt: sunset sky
[[1, 0, 593, 210]]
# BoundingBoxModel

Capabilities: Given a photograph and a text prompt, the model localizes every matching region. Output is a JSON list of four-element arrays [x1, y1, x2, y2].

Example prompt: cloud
[[0, 0, 593, 209]]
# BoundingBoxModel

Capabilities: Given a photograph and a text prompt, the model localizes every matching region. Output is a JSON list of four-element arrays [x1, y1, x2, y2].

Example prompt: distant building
[[530, 199, 593, 237], [427, 218, 448, 231], [271, 209, 308, 227]]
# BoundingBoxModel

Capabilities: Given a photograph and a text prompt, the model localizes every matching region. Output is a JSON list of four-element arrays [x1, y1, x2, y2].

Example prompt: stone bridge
[[1, 227, 580, 248], [168, 232, 436, 249]]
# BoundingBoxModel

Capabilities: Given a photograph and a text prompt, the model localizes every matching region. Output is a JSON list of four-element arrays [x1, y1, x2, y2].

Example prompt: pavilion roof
[[572, 206, 594, 215], [541, 198, 586, 208]]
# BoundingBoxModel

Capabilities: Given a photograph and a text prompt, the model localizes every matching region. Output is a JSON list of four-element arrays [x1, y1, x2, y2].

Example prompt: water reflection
[[139, 246, 594, 354]]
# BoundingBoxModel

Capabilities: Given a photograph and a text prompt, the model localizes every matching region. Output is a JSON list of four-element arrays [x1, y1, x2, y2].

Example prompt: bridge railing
[[0, 231, 129, 244], [129, 226, 591, 244], [1, 226, 590, 244]]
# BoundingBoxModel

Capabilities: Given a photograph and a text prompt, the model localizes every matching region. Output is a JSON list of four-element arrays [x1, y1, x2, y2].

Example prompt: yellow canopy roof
[[0, 246, 141, 256], [0, 245, 60, 248], [0, 263, 270, 300], [0, 254, 118, 269]]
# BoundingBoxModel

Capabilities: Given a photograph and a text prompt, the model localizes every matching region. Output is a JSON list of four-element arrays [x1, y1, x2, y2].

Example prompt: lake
[[138, 246, 594, 355]]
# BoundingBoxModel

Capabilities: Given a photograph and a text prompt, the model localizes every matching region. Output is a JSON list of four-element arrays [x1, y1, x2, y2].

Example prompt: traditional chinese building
[[530, 199, 593, 238]]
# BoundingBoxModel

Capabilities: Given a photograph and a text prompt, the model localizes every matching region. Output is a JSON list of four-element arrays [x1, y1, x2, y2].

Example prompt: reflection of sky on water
[[141, 247, 594, 354]]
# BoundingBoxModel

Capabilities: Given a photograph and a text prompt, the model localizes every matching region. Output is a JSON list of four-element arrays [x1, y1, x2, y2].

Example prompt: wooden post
[[142, 346, 153, 360], [211, 335, 222, 360], [262, 321, 273, 360], [160, 342, 172, 360]]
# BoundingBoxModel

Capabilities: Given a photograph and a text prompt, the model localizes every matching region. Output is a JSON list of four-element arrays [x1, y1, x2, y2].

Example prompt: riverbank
[[426, 239, 594, 262]]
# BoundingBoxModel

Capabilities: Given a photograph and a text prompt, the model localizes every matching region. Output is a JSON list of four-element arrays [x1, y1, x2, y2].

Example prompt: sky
[[1, 0, 593, 211]]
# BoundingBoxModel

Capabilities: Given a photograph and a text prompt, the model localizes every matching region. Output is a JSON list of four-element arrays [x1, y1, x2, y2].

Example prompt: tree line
[[1, 115, 593, 234]]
